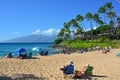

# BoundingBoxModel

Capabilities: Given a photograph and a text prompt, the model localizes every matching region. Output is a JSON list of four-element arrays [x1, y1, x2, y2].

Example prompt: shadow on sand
[[0, 74, 45, 80], [0, 75, 12, 80], [73, 74, 108, 80]]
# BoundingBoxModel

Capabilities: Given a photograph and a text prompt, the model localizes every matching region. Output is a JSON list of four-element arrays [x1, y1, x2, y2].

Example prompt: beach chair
[[61, 65, 74, 79], [64, 65, 74, 75], [84, 66, 93, 76], [28, 52, 32, 59]]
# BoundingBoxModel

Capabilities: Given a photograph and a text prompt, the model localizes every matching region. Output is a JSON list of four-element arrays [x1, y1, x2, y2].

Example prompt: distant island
[[1, 34, 57, 43]]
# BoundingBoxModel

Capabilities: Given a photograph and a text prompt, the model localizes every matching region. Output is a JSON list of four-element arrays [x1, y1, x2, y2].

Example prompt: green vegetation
[[54, 2, 120, 49], [60, 40, 118, 49]]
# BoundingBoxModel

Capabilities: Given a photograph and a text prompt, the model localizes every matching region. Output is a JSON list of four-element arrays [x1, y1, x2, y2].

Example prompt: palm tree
[[76, 14, 84, 29], [97, 20, 104, 34], [93, 13, 101, 35], [98, 6, 106, 24], [98, 2, 113, 41], [63, 22, 69, 28], [63, 22, 71, 40], [116, 16, 120, 28], [76, 14, 84, 23], [97, 20, 104, 25], [104, 2, 113, 11], [107, 11, 116, 27], [69, 19, 79, 39], [85, 12, 93, 40], [70, 19, 79, 28], [93, 13, 100, 26], [117, 16, 120, 23], [57, 28, 65, 39], [75, 14, 84, 38], [115, 17, 120, 39]]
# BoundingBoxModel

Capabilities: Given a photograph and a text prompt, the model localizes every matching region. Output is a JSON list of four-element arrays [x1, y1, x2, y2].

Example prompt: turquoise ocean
[[0, 43, 58, 57]]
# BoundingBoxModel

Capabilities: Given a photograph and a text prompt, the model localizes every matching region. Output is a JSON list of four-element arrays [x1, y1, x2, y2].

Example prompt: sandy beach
[[0, 49, 120, 80]]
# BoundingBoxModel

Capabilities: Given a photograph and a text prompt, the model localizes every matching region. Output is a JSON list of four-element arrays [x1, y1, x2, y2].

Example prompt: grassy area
[[60, 40, 119, 49]]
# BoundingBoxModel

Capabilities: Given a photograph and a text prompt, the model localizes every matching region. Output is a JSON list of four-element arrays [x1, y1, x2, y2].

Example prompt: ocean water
[[0, 43, 58, 57]]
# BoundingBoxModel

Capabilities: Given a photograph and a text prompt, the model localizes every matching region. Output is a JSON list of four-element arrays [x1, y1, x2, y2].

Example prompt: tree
[[69, 19, 79, 39], [93, 13, 101, 35], [93, 13, 100, 26], [98, 6, 106, 24], [85, 12, 93, 40], [117, 16, 120, 23], [76, 14, 84, 23], [104, 2, 113, 11], [57, 28, 65, 39], [116, 16, 120, 27], [63, 22, 71, 40], [75, 14, 84, 39], [54, 37, 63, 45], [76, 14, 84, 31], [116, 17, 120, 39], [69, 19, 79, 28], [107, 11, 116, 27]]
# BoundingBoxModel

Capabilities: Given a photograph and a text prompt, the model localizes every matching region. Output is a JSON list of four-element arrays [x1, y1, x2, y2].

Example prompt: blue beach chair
[[64, 65, 74, 75]]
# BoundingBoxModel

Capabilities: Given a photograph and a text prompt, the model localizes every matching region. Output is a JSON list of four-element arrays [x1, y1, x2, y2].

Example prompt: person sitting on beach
[[79, 49, 84, 53], [39, 50, 45, 56], [7, 52, 13, 58], [22, 53, 27, 59], [60, 61, 74, 75], [44, 50, 48, 56], [102, 47, 110, 54], [74, 64, 91, 77]]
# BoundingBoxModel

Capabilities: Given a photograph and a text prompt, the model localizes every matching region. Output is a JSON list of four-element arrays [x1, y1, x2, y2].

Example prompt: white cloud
[[93, 26, 97, 30], [14, 31, 19, 34], [31, 28, 60, 36], [31, 30, 41, 34]]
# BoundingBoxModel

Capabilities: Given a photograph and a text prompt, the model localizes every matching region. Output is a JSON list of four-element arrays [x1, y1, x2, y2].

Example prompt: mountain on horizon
[[1, 34, 57, 43]]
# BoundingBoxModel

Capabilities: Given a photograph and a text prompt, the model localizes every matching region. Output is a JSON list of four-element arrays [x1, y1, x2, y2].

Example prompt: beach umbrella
[[117, 52, 120, 57], [31, 47, 43, 52], [12, 48, 27, 56]]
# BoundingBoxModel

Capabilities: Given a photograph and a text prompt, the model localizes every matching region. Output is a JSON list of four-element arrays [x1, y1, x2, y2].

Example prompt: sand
[[0, 49, 120, 80]]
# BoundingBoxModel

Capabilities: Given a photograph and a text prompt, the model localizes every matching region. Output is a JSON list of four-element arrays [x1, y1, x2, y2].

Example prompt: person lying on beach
[[60, 61, 74, 75], [74, 64, 93, 77], [39, 50, 48, 56], [3, 52, 13, 58], [16, 53, 27, 59]]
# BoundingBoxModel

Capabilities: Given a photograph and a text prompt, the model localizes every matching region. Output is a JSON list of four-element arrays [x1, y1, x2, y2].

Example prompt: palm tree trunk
[[90, 20, 93, 40]]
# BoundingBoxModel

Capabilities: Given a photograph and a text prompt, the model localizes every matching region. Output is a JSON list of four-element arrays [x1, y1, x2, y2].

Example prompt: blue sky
[[0, 0, 120, 41]]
